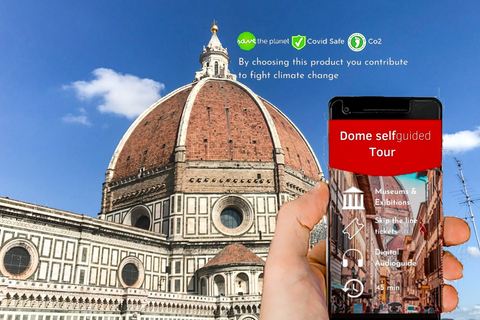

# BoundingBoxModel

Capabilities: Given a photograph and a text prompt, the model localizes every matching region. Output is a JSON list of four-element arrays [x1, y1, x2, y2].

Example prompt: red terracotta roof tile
[[202, 244, 265, 268], [185, 80, 274, 162], [262, 99, 319, 179], [112, 86, 192, 180]]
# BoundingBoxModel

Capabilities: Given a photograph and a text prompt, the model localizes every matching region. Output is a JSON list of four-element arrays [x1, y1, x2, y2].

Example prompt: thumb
[[268, 182, 329, 263]]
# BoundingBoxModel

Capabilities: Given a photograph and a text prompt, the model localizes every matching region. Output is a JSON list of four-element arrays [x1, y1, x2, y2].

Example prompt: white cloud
[[443, 127, 480, 154], [64, 68, 164, 119], [467, 246, 480, 258], [62, 107, 91, 126], [444, 304, 480, 320], [62, 114, 91, 126]]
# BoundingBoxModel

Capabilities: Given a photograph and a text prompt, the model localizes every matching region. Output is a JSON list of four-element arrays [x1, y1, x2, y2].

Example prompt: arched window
[[258, 273, 264, 294], [135, 215, 150, 230], [125, 206, 151, 231], [213, 275, 225, 296], [200, 277, 207, 295], [235, 273, 249, 295], [215, 62, 219, 77]]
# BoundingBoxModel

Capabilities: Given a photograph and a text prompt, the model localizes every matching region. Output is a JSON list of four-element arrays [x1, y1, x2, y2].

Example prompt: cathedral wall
[[0, 200, 170, 293], [105, 166, 175, 213], [104, 191, 273, 296], [283, 165, 317, 199], [0, 279, 226, 319], [104, 192, 277, 242], [0, 199, 264, 320], [166, 242, 269, 295], [181, 162, 277, 194]]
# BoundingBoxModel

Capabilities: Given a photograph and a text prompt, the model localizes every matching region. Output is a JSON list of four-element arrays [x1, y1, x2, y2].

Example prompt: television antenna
[[455, 158, 480, 249]]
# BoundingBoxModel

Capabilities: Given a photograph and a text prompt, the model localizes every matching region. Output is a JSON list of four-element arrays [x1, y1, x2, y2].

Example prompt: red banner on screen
[[329, 120, 441, 176]]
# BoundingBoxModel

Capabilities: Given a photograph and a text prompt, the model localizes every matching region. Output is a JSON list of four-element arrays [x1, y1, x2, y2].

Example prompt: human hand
[[260, 183, 470, 319], [260, 182, 329, 320]]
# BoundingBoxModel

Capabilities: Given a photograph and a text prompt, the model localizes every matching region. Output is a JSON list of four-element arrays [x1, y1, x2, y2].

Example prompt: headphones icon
[[342, 249, 363, 268]]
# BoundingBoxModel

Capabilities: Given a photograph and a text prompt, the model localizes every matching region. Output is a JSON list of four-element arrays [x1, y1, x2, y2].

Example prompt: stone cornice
[[0, 197, 169, 248]]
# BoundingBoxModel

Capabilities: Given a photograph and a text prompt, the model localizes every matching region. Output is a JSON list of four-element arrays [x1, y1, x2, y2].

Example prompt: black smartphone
[[327, 97, 443, 319]]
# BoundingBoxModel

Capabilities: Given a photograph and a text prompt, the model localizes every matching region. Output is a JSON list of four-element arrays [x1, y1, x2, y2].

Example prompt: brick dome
[[106, 78, 321, 183], [100, 24, 323, 215]]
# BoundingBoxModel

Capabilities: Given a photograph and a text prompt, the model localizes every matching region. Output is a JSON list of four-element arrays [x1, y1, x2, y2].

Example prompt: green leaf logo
[[237, 32, 256, 51], [291, 35, 307, 50]]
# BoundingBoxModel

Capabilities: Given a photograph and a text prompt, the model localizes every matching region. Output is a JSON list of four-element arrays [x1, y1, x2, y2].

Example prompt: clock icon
[[342, 279, 364, 299]]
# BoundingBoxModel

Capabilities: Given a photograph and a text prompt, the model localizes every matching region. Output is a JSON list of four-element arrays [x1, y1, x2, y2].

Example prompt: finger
[[261, 183, 330, 320], [443, 284, 458, 312], [308, 240, 327, 275], [284, 181, 329, 230], [444, 216, 470, 246], [269, 182, 329, 262], [308, 240, 327, 295], [443, 251, 463, 281]]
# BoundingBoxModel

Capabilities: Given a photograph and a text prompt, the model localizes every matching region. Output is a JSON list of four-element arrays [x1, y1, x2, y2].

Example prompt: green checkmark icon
[[292, 35, 306, 50]]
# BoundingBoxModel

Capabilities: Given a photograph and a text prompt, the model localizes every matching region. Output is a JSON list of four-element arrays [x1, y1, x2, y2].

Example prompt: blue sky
[[1, 1, 480, 318]]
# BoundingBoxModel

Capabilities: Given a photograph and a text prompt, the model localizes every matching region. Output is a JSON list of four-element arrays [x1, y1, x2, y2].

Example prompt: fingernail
[[310, 183, 321, 193], [444, 250, 463, 274], [444, 216, 471, 246], [310, 182, 328, 193], [443, 250, 453, 258]]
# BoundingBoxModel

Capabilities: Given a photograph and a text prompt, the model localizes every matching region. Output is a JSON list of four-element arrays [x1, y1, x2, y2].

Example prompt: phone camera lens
[[343, 107, 350, 114]]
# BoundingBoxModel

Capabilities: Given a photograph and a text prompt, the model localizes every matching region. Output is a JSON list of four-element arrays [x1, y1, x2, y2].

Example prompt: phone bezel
[[327, 97, 442, 319]]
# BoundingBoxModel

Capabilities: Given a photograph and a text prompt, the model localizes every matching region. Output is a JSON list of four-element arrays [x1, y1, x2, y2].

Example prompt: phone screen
[[327, 97, 442, 319]]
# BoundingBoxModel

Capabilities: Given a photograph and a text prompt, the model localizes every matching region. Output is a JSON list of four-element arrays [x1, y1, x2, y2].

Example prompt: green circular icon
[[237, 32, 256, 51], [348, 33, 366, 52]]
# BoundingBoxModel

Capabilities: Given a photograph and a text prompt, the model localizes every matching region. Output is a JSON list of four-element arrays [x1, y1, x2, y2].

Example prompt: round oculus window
[[4, 247, 30, 275], [0, 239, 39, 279], [220, 208, 243, 229], [121, 263, 139, 286], [211, 195, 254, 236], [118, 256, 145, 288]]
